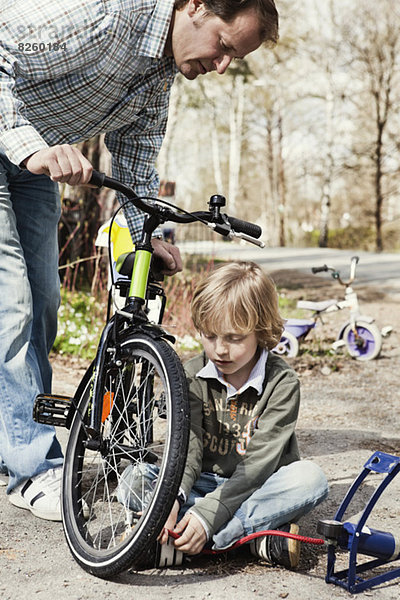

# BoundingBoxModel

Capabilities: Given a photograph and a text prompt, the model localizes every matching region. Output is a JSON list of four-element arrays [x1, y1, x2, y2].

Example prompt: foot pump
[[318, 451, 400, 594]]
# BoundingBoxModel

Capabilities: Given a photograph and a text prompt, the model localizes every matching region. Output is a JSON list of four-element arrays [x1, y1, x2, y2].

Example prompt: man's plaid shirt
[[0, 0, 178, 240]]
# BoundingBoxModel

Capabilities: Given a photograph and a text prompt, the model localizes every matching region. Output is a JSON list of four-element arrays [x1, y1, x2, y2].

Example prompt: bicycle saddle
[[297, 299, 338, 312], [116, 251, 164, 281], [115, 251, 134, 276]]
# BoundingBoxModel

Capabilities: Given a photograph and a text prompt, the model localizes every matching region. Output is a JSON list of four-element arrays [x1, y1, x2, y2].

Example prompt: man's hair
[[174, 0, 279, 45], [191, 261, 284, 350]]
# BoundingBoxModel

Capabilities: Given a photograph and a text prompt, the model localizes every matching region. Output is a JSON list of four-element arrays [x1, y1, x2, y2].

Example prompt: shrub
[[54, 256, 297, 358], [54, 289, 107, 358], [304, 226, 376, 250], [161, 257, 216, 352]]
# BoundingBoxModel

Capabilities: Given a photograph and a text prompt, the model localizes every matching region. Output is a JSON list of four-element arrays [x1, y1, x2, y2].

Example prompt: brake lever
[[206, 222, 264, 247], [228, 231, 265, 248]]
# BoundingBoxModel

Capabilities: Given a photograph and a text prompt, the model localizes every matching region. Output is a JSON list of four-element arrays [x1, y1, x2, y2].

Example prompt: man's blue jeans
[[0, 152, 63, 491]]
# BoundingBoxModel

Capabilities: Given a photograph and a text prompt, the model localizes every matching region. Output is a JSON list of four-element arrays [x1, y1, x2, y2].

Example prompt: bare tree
[[59, 135, 104, 289], [228, 73, 245, 213], [342, 0, 400, 251], [158, 77, 183, 182], [196, 79, 224, 194], [197, 60, 252, 214], [247, 42, 293, 247], [145, 0, 400, 252], [313, 0, 339, 248]]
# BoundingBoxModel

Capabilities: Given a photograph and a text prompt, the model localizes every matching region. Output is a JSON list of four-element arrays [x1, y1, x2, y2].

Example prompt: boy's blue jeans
[[120, 459, 328, 551], [0, 152, 63, 491], [196, 460, 328, 550]]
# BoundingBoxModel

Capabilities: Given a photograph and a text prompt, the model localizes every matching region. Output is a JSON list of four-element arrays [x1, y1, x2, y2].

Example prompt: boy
[[120, 261, 328, 568]]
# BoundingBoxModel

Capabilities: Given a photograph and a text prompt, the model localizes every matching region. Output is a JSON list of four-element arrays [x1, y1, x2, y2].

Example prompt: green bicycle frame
[[128, 247, 152, 302], [88, 246, 153, 435]]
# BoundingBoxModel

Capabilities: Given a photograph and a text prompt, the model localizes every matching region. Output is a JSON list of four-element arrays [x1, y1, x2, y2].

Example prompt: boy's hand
[[173, 512, 207, 555], [158, 500, 180, 545]]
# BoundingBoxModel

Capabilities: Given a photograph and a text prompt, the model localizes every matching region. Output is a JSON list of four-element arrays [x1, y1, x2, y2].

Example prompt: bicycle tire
[[343, 321, 382, 361], [271, 331, 300, 358], [62, 333, 189, 578]]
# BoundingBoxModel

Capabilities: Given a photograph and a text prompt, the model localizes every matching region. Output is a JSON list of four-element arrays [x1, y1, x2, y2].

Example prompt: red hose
[[167, 528, 326, 555]]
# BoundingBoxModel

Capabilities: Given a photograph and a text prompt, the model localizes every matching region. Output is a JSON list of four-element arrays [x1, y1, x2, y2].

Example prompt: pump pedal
[[33, 394, 72, 427], [332, 339, 346, 352]]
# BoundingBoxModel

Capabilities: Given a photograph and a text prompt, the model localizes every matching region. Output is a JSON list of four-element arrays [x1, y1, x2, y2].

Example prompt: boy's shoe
[[8, 466, 62, 521], [135, 536, 184, 570], [249, 523, 301, 569], [155, 536, 184, 568]]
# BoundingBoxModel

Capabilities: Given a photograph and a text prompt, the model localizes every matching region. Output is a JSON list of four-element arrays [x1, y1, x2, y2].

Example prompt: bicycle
[[272, 256, 392, 361], [33, 171, 264, 578]]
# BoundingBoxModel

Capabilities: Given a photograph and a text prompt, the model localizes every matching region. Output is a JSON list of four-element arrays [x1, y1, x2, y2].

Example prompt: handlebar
[[311, 256, 360, 286], [89, 170, 263, 245], [311, 265, 329, 274], [226, 216, 261, 239], [89, 170, 107, 188]]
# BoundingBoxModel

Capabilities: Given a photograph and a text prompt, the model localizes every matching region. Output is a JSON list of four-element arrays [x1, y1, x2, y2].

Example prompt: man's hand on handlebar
[[23, 156, 182, 275], [23, 145, 93, 185], [151, 238, 182, 276]]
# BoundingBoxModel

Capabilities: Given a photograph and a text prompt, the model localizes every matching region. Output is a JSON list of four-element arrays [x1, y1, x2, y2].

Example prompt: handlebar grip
[[311, 265, 328, 274], [88, 171, 139, 200], [89, 170, 106, 188], [227, 216, 262, 239]]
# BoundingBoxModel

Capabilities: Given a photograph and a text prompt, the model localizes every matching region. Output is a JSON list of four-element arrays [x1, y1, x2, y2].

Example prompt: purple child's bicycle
[[272, 256, 392, 361]]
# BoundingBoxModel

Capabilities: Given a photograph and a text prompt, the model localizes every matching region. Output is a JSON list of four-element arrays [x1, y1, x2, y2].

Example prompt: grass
[[277, 293, 300, 319]]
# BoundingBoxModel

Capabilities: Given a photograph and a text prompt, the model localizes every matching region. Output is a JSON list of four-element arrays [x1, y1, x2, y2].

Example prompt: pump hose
[[167, 528, 326, 555]]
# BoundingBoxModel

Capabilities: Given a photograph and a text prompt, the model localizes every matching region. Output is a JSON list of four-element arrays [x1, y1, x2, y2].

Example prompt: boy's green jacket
[[181, 352, 301, 537]]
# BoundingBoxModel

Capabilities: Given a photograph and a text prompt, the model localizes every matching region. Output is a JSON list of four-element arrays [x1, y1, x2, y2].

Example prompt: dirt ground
[[1, 269, 400, 600]]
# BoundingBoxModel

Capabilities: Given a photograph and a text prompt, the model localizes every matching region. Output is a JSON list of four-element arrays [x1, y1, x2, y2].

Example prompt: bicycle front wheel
[[62, 333, 189, 578], [272, 331, 300, 358], [343, 321, 382, 361]]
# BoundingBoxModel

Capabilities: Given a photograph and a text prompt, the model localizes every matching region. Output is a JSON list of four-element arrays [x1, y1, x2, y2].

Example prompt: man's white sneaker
[[8, 466, 62, 521], [0, 455, 8, 486]]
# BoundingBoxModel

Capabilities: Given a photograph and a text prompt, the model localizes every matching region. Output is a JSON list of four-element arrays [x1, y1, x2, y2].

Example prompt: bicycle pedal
[[332, 340, 346, 352], [381, 326, 393, 338], [33, 394, 72, 427]]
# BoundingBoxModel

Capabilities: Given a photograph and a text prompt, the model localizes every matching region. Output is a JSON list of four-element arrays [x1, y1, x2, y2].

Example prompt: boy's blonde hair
[[191, 261, 284, 350]]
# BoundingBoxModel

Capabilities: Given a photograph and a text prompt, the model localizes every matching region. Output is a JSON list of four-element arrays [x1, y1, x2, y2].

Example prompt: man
[[0, 0, 279, 521]]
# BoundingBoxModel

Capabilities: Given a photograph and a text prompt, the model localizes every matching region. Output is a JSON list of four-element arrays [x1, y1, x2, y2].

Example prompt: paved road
[[179, 242, 400, 294]]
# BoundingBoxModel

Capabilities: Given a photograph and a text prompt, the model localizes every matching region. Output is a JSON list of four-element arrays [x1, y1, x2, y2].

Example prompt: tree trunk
[[266, 112, 279, 244], [211, 105, 224, 194], [158, 78, 182, 182], [228, 75, 245, 214], [319, 88, 335, 248], [374, 122, 384, 252], [58, 136, 102, 289], [276, 107, 286, 247]]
